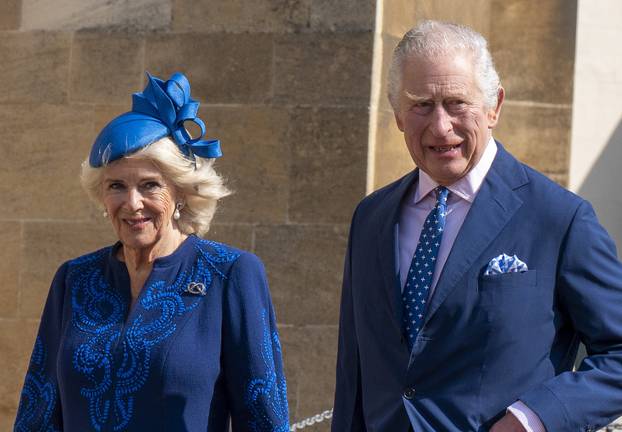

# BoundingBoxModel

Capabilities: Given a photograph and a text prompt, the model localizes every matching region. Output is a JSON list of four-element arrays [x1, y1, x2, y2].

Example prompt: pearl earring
[[173, 202, 183, 221], [103, 209, 108, 218]]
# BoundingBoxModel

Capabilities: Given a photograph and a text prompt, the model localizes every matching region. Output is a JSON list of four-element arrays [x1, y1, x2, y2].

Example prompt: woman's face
[[102, 158, 180, 251]]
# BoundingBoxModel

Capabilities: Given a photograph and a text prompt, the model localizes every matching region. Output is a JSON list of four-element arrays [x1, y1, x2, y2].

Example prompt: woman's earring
[[103, 209, 108, 218], [173, 202, 183, 221]]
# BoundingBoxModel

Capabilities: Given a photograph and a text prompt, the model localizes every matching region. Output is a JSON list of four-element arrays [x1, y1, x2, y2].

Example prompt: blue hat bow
[[89, 72, 222, 167]]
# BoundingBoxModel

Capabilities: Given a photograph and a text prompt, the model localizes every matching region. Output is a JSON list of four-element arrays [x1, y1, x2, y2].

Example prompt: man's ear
[[394, 111, 405, 132], [488, 86, 505, 129]]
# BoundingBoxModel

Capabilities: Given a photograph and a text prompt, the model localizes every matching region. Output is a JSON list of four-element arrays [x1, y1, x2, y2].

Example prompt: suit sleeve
[[14, 263, 68, 432], [332, 207, 367, 432], [222, 252, 290, 432], [520, 201, 622, 431]]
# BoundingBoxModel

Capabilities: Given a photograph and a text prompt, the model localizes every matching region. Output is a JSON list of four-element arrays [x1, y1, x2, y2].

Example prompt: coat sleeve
[[520, 200, 622, 431], [332, 207, 367, 432], [14, 263, 68, 432], [222, 252, 290, 432]]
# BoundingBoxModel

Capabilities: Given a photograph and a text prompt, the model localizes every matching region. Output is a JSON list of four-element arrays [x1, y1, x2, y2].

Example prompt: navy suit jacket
[[332, 144, 622, 432]]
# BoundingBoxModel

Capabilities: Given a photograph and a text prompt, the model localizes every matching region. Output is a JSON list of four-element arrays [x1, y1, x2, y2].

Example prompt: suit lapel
[[423, 145, 529, 325], [377, 170, 418, 332]]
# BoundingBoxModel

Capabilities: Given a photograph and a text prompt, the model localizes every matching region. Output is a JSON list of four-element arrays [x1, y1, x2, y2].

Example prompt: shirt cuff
[[507, 401, 546, 432]]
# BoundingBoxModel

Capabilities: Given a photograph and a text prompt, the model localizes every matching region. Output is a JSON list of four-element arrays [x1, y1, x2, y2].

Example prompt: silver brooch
[[185, 282, 207, 296]]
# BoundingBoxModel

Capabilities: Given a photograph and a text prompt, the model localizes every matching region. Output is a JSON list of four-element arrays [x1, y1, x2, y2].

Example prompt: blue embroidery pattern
[[68, 238, 239, 431], [246, 310, 290, 432], [14, 337, 59, 432]]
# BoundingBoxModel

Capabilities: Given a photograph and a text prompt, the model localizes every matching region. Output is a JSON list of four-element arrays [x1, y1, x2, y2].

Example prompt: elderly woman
[[14, 72, 289, 432]]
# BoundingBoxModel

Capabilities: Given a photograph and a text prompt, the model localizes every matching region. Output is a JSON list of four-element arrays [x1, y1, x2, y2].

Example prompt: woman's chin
[[118, 232, 158, 251]]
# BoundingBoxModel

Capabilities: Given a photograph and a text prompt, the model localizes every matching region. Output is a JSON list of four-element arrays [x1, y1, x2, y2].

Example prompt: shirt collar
[[414, 137, 498, 204]]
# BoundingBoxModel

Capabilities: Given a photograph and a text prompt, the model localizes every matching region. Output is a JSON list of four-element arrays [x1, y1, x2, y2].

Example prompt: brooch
[[185, 282, 207, 296]]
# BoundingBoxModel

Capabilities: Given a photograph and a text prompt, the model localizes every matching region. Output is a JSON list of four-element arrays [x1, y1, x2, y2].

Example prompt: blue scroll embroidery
[[246, 310, 290, 432], [14, 337, 59, 432], [68, 238, 238, 431]]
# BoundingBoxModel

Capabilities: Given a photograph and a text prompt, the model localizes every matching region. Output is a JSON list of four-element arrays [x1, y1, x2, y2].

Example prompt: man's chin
[[425, 163, 469, 185]]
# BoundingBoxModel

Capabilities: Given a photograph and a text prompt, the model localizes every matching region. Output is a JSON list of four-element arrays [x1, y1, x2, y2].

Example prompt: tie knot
[[435, 186, 449, 204]]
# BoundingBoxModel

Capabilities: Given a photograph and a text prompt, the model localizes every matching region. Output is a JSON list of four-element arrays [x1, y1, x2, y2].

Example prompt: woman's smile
[[102, 158, 179, 252]]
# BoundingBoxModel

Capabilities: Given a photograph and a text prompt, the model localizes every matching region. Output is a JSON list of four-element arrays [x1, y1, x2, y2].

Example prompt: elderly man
[[332, 20, 622, 432]]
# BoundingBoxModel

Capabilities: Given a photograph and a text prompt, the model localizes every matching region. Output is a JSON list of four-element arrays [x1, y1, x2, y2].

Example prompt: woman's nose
[[124, 188, 144, 212]]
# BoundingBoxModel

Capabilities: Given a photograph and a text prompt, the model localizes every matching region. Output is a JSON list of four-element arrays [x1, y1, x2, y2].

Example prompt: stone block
[[0, 319, 39, 421], [200, 105, 289, 223], [145, 33, 273, 104], [288, 107, 367, 223], [255, 225, 348, 326], [282, 326, 338, 429], [69, 32, 144, 104], [373, 109, 413, 190], [379, 33, 401, 113], [0, 407, 16, 432], [172, 0, 310, 33], [21, 0, 171, 31], [274, 32, 373, 106], [19, 221, 116, 318], [310, 0, 374, 31], [0, 0, 21, 30], [0, 223, 21, 319], [0, 104, 96, 220], [494, 103, 571, 175], [382, 0, 416, 38], [93, 104, 133, 133], [0, 32, 70, 103], [204, 223, 253, 252], [414, 0, 492, 38], [490, 0, 577, 104]]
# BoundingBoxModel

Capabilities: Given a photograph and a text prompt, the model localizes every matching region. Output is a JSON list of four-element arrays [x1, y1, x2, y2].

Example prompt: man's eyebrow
[[404, 91, 428, 103]]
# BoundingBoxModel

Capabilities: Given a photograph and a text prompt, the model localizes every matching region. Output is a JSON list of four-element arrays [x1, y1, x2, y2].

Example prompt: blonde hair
[[80, 137, 230, 236]]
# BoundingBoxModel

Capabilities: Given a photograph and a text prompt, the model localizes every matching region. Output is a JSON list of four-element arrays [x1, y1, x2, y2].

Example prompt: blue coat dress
[[14, 235, 289, 432]]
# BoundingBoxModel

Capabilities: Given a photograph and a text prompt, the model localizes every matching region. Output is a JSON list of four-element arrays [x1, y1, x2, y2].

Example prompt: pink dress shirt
[[398, 138, 546, 432]]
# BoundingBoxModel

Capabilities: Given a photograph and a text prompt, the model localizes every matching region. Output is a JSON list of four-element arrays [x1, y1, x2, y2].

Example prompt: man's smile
[[429, 144, 461, 153]]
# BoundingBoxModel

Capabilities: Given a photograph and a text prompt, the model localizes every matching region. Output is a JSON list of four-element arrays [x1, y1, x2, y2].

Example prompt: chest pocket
[[478, 270, 541, 324]]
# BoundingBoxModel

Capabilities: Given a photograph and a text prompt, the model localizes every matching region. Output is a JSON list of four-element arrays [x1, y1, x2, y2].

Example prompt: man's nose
[[125, 188, 144, 211], [429, 106, 453, 138]]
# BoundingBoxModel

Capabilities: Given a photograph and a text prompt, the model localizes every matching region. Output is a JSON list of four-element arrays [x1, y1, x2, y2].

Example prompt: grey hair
[[80, 137, 230, 236], [387, 20, 501, 110]]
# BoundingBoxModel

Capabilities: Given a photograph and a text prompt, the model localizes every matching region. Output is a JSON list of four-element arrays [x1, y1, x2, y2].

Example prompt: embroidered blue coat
[[14, 235, 289, 432]]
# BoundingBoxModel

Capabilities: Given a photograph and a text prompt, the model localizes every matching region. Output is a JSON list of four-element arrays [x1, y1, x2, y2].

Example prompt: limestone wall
[[570, 0, 622, 246]]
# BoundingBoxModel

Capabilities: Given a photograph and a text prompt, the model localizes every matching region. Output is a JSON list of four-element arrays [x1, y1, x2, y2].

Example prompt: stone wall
[[571, 0, 622, 246]]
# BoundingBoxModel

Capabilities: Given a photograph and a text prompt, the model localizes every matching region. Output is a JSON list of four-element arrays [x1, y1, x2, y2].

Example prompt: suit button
[[403, 388, 415, 400]]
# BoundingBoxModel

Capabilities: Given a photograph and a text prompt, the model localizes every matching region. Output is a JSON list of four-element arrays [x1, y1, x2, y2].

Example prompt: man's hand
[[490, 412, 528, 432]]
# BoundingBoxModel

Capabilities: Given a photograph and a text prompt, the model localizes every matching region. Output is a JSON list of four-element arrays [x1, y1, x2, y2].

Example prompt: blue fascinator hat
[[89, 72, 222, 167]]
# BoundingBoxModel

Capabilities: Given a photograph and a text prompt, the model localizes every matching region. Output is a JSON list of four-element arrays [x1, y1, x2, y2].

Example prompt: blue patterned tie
[[402, 186, 449, 350]]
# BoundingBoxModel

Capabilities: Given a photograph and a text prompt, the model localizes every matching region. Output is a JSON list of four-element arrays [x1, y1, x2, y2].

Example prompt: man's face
[[394, 52, 503, 185]]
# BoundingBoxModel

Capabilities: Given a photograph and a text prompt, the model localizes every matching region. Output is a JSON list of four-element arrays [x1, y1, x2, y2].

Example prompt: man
[[332, 20, 622, 432]]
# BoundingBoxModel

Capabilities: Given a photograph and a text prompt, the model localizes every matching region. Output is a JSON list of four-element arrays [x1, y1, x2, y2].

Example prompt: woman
[[14, 72, 289, 432]]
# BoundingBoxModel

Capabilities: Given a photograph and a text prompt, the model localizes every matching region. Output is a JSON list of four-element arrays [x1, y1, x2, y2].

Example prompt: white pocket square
[[484, 253, 528, 275]]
